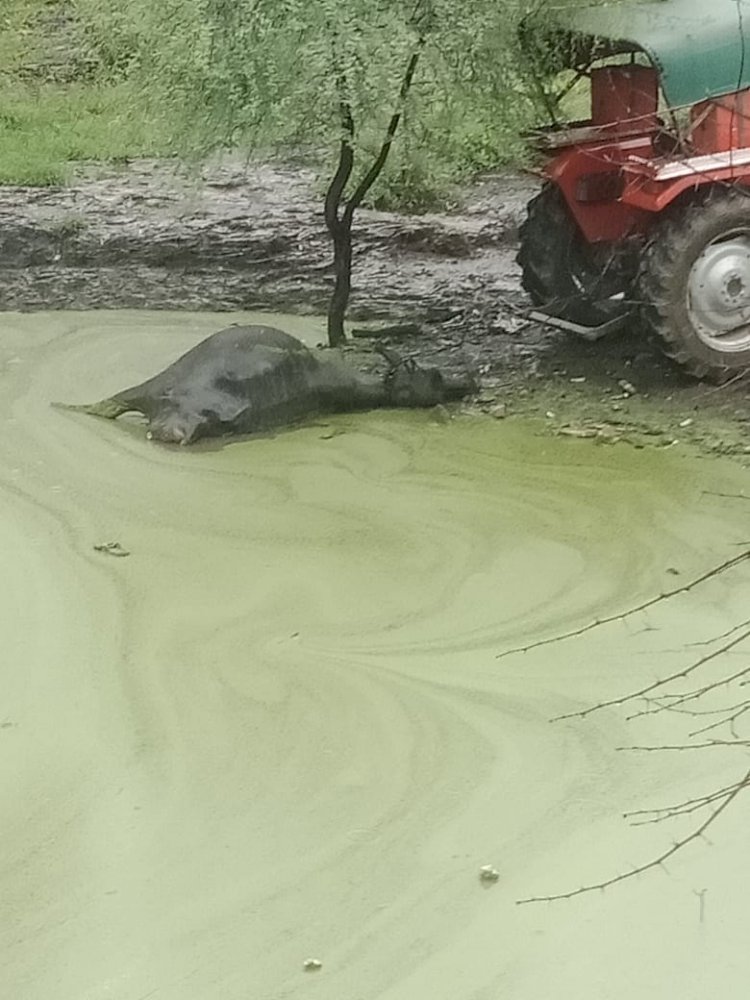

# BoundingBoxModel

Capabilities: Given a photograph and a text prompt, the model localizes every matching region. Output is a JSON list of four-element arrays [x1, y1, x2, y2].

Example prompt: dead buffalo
[[54, 324, 474, 445]]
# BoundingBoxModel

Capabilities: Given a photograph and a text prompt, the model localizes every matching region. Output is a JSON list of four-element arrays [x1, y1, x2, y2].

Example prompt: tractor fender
[[622, 158, 750, 214], [545, 144, 652, 243]]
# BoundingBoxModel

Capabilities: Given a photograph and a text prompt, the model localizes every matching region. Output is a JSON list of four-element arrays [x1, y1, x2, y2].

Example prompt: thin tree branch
[[342, 37, 425, 222], [627, 662, 750, 721], [324, 39, 356, 236], [690, 700, 750, 738], [616, 740, 750, 752], [516, 768, 750, 904], [625, 779, 746, 824], [554, 625, 750, 722], [686, 617, 750, 647], [497, 549, 750, 660]]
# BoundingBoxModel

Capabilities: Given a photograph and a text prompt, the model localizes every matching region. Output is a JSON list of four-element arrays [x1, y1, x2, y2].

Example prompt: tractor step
[[529, 310, 632, 341]]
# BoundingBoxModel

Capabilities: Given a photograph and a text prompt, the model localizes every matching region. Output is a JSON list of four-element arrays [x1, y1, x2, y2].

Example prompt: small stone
[[679, 418, 694, 428], [570, 376, 586, 384], [479, 865, 500, 883], [489, 403, 507, 420], [545, 410, 555, 419], [430, 404, 451, 424], [618, 379, 637, 396], [303, 959, 323, 972]]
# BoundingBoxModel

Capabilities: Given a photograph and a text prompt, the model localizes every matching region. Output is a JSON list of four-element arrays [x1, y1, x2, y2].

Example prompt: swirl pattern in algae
[[2, 311, 750, 999]]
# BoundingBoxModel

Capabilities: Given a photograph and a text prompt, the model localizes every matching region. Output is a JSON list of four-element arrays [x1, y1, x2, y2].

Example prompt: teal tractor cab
[[518, 0, 750, 380]]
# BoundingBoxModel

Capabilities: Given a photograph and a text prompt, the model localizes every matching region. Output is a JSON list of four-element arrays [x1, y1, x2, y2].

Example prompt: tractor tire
[[640, 187, 750, 381], [517, 183, 631, 328]]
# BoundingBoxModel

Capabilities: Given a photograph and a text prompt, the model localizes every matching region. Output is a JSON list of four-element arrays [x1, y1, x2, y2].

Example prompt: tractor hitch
[[528, 310, 632, 341]]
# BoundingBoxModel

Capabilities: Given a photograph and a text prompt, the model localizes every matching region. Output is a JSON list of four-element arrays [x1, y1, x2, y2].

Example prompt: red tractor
[[517, 0, 750, 380]]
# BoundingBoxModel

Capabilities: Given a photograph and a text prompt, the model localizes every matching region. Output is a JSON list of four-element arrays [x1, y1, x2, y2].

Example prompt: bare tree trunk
[[324, 51, 355, 348], [327, 223, 352, 346], [323, 38, 425, 347]]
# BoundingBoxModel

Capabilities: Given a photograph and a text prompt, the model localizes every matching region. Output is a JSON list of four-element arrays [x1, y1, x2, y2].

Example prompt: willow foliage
[[73, 0, 552, 204]]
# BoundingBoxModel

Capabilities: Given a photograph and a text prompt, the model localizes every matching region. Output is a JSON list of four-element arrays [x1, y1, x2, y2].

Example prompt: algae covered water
[[2, 311, 749, 999]]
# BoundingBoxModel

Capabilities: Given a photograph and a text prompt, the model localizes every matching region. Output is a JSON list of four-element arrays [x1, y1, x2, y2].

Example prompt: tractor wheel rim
[[688, 231, 750, 352]]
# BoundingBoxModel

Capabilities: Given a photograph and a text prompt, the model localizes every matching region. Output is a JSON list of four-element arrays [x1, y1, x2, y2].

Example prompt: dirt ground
[[1, 158, 749, 459]]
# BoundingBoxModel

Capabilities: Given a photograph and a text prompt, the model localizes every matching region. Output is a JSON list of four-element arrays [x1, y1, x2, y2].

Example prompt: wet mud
[[2, 310, 750, 999], [0, 160, 528, 318]]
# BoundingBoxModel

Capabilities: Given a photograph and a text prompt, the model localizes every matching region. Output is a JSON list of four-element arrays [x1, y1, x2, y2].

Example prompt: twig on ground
[[702, 490, 750, 502], [701, 367, 750, 394]]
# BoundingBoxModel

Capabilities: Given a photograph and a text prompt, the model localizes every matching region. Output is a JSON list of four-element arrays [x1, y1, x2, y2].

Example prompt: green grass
[[0, 0, 46, 70], [0, 81, 172, 184], [0, 0, 170, 184]]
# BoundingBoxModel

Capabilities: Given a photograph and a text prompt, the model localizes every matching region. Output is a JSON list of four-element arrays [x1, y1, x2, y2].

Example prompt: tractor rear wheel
[[517, 183, 633, 328], [640, 187, 750, 381]]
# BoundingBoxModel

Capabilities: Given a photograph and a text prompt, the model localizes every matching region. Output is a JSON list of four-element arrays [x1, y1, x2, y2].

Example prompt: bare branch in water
[[497, 549, 750, 660], [553, 626, 750, 723], [516, 768, 750, 904]]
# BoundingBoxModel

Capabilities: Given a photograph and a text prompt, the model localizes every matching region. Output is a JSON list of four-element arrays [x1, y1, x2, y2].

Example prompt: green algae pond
[[2, 311, 749, 999]]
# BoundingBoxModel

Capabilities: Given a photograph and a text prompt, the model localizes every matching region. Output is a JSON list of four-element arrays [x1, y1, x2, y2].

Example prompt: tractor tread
[[516, 183, 629, 327]]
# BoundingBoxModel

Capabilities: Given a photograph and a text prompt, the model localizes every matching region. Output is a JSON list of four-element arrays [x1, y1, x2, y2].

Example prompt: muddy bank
[[3, 310, 750, 1000], [0, 158, 529, 318], [2, 158, 750, 455]]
